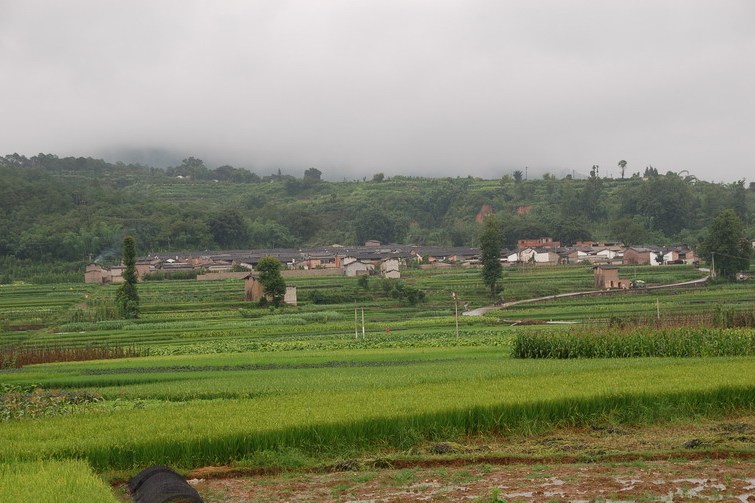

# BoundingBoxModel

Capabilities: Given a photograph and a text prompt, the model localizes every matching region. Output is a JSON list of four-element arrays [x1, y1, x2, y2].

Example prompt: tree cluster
[[1, 153, 752, 270]]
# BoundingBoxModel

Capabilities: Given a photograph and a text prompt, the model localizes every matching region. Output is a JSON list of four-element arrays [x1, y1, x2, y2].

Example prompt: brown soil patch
[[7, 324, 45, 331], [130, 415, 755, 502], [193, 459, 755, 502]]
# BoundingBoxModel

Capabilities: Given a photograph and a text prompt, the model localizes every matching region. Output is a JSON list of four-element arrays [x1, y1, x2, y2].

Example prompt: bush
[[305, 289, 354, 305], [1, 384, 103, 421], [713, 305, 755, 328], [373, 279, 426, 306]]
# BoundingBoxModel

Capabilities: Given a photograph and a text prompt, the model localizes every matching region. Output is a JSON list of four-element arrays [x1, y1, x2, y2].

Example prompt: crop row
[[513, 327, 755, 358], [0, 460, 117, 503], [1, 357, 751, 470], [0, 345, 146, 369]]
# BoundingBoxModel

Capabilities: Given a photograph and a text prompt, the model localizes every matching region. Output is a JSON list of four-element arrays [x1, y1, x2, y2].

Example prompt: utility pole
[[711, 252, 716, 279], [452, 292, 459, 337], [354, 304, 358, 339], [361, 307, 365, 339]]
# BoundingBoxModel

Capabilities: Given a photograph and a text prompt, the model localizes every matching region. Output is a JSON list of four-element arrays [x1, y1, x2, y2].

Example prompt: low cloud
[[1, 1, 753, 181]]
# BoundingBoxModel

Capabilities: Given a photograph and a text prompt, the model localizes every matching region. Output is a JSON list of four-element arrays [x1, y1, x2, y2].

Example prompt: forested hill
[[1, 153, 753, 264]]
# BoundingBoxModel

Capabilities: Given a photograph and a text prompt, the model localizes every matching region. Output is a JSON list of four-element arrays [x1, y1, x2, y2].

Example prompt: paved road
[[462, 275, 710, 317]]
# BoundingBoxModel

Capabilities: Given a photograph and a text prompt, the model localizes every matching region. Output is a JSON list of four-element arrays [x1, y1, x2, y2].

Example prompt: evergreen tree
[[256, 256, 286, 306], [699, 209, 751, 280], [115, 236, 139, 318], [479, 216, 503, 300]]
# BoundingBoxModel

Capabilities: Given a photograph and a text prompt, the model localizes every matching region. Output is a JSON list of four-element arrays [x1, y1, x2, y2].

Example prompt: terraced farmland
[[1, 264, 753, 502]]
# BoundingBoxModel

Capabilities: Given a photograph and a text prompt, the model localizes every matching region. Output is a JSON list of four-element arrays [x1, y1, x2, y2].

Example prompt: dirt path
[[463, 275, 710, 317], [181, 414, 754, 502]]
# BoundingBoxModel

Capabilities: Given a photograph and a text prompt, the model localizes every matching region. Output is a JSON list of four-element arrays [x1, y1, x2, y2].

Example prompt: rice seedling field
[[0, 460, 119, 503], [0, 264, 753, 501]]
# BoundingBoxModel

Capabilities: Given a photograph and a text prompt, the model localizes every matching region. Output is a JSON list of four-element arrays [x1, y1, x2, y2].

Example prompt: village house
[[593, 247, 621, 263], [84, 261, 153, 284], [343, 259, 374, 277], [517, 237, 561, 249], [533, 248, 560, 265], [622, 247, 662, 266], [507, 247, 535, 263], [662, 245, 696, 265]]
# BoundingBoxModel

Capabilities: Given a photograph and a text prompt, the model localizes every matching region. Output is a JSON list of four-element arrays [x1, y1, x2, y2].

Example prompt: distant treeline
[[1, 153, 752, 273]]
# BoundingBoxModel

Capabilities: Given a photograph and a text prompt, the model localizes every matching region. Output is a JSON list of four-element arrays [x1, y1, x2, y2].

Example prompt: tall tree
[[354, 208, 405, 245], [479, 215, 503, 300], [303, 167, 322, 181], [115, 235, 139, 318], [618, 160, 627, 179], [207, 210, 248, 248], [256, 256, 286, 306], [699, 209, 751, 280]]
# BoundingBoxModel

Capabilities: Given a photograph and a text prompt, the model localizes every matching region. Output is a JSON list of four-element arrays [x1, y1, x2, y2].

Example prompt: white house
[[595, 248, 619, 261], [380, 258, 401, 279], [518, 248, 536, 263], [344, 260, 374, 277], [534, 249, 559, 265]]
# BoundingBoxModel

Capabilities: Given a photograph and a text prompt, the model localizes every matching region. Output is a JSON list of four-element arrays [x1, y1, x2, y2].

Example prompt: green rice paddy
[[0, 264, 753, 500]]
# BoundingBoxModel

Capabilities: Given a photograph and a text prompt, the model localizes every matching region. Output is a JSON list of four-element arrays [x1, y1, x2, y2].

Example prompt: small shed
[[244, 273, 297, 305], [85, 263, 108, 284], [593, 265, 630, 289]]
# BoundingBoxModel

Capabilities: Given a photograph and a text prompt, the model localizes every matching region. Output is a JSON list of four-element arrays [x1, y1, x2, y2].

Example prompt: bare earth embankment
[[182, 415, 755, 502]]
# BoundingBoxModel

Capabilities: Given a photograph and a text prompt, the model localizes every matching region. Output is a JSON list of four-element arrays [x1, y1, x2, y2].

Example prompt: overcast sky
[[1, 1, 753, 181]]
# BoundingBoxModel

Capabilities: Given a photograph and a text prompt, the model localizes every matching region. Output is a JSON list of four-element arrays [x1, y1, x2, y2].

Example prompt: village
[[84, 238, 700, 301]]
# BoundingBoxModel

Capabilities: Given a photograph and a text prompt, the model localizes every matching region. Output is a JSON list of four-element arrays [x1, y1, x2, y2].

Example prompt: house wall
[[380, 259, 401, 278], [344, 262, 374, 277], [281, 268, 341, 278], [244, 276, 264, 302], [135, 264, 152, 279], [594, 268, 620, 288], [245, 277, 298, 305], [518, 249, 536, 262], [594, 267, 630, 289], [84, 264, 107, 284], [517, 238, 561, 249], [284, 286, 297, 306], [623, 249, 649, 265], [534, 252, 559, 265]]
